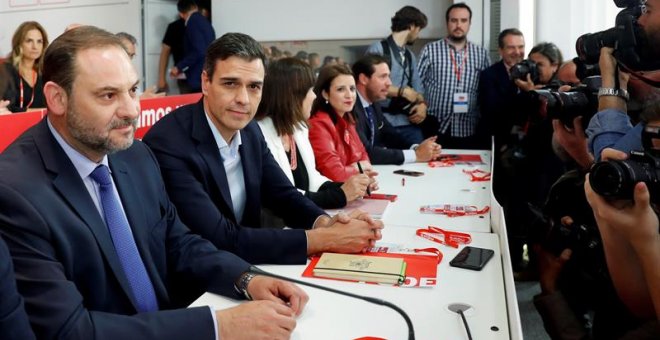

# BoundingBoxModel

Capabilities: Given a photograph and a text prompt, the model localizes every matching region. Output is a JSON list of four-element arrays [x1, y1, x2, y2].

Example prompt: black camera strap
[[619, 62, 660, 88], [381, 38, 413, 88]]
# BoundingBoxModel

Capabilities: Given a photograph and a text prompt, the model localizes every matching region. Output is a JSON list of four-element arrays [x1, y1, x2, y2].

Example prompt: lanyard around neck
[[448, 43, 468, 84], [19, 69, 37, 109]]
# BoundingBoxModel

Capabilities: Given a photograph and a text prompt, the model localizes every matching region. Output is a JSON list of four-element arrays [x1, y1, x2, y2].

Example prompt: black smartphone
[[393, 169, 424, 177], [449, 246, 495, 271]]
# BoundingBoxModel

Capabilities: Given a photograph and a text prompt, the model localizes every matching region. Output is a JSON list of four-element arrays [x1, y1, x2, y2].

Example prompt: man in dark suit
[[351, 54, 441, 165], [144, 33, 383, 265], [477, 28, 526, 150], [0, 26, 306, 340], [477, 28, 527, 269], [169, 0, 215, 92], [0, 236, 34, 340]]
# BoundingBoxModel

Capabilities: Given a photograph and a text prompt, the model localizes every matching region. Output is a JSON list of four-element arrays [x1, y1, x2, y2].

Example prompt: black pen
[[357, 162, 371, 196]]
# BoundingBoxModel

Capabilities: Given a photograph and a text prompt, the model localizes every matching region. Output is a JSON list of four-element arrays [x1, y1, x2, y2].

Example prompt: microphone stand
[[249, 265, 415, 340]]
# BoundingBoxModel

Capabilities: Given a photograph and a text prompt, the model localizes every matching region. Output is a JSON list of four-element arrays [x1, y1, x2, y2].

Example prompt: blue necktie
[[365, 105, 375, 147], [90, 165, 158, 313]]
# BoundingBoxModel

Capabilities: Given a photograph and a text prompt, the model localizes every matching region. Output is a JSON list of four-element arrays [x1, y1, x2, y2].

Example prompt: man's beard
[[448, 32, 466, 43], [67, 106, 137, 156]]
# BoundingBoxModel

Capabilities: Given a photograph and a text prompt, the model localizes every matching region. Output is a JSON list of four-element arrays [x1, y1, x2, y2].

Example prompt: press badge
[[453, 92, 469, 113]]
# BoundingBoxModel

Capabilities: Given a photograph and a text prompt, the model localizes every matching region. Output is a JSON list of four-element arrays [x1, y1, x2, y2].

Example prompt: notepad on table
[[312, 253, 406, 285]]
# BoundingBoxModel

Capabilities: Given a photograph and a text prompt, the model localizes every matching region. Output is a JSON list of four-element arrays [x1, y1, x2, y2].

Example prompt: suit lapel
[[238, 128, 259, 225], [34, 120, 138, 308], [190, 104, 237, 222]]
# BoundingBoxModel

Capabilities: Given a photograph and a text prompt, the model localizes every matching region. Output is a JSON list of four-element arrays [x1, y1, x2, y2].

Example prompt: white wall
[[213, 0, 451, 41], [500, 0, 535, 55], [0, 0, 143, 77], [535, 0, 619, 60], [143, 0, 178, 91]]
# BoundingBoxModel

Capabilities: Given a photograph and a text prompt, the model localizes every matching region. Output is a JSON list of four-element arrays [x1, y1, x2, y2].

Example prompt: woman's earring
[[325, 100, 328, 104]]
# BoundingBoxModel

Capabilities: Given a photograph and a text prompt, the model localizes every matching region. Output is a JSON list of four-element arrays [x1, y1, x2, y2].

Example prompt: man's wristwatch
[[598, 87, 629, 101], [234, 272, 256, 300]]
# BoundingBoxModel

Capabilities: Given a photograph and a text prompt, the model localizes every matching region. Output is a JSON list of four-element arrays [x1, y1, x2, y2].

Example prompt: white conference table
[[375, 149, 492, 233], [191, 149, 521, 339], [191, 225, 509, 340]]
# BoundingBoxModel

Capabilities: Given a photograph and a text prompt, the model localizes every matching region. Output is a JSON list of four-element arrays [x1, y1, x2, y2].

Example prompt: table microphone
[[248, 265, 415, 340]]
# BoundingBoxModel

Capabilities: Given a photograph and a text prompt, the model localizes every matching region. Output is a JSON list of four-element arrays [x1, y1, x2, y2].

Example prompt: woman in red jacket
[[309, 64, 376, 182]]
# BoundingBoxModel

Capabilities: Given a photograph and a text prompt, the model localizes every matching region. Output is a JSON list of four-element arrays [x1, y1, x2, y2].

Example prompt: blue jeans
[[394, 125, 423, 146]]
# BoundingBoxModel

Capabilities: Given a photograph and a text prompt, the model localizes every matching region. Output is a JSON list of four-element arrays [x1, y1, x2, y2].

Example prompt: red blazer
[[309, 110, 370, 181]]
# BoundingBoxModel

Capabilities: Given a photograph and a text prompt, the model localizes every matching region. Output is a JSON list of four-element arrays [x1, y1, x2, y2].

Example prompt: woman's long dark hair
[[255, 57, 315, 136]]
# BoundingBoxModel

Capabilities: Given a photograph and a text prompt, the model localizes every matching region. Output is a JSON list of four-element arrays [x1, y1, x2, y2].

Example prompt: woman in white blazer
[[256, 58, 373, 208]]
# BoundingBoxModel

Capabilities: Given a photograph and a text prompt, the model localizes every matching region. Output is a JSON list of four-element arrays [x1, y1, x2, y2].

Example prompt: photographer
[[585, 47, 637, 160], [503, 42, 567, 273], [584, 140, 660, 338]]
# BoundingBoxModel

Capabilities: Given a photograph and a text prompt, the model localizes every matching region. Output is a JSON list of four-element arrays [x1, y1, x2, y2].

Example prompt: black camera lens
[[590, 155, 658, 200], [510, 59, 540, 83], [589, 160, 631, 198], [575, 29, 618, 65]]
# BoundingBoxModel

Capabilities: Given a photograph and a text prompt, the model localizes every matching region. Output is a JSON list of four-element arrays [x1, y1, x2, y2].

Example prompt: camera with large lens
[[575, 0, 660, 71], [530, 76, 601, 128], [589, 149, 660, 202], [529, 170, 606, 279], [509, 59, 540, 83]]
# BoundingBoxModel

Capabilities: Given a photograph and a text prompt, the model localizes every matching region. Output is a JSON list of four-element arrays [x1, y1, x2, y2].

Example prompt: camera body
[[575, 0, 660, 71], [510, 59, 540, 83], [529, 170, 606, 278], [589, 149, 660, 203]]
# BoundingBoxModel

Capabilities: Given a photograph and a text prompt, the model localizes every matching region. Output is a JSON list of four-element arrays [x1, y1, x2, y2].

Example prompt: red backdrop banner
[[0, 93, 201, 153]]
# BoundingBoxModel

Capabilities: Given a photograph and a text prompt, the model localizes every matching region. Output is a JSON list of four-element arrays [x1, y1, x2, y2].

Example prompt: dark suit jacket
[[0, 236, 35, 340], [477, 60, 521, 149], [0, 118, 250, 340], [353, 96, 410, 165], [176, 12, 215, 91], [143, 101, 324, 264]]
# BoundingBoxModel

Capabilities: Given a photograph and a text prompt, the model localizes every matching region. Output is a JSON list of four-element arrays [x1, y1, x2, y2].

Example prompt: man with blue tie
[[0, 25, 306, 340], [352, 54, 441, 165]]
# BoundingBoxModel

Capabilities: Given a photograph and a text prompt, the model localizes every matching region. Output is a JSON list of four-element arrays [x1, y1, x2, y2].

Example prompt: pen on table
[[357, 162, 371, 196]]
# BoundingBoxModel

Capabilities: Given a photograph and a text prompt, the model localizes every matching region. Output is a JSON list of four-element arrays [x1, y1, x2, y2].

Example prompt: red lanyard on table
[[419, 204, 490, 217], [19, 69, 37, 109], [462, 169, 491, 181], [448, 41, 468, 84], [416, 226, 472, 248], [367, 246, 443, 263]]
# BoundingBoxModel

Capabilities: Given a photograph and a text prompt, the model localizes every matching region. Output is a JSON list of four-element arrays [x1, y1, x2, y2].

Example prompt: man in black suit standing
[[352, 54, 441, 165], [0, 236, 34, 340], [144, 33, 383, 265], [477, 28, 526, 150], [477, 28, 527, 269], [0, 25, 306, 340]]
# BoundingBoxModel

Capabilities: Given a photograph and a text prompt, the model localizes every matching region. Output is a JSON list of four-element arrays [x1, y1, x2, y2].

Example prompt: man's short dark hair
[[43, 26, 126, 96], [203, 32, 266, 79], [497, 28, 523, 49], [446, 2, 472, 23], [352, 54, 390, 81], [391, 6, 428, 32], [177, 0, 197, 13]]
